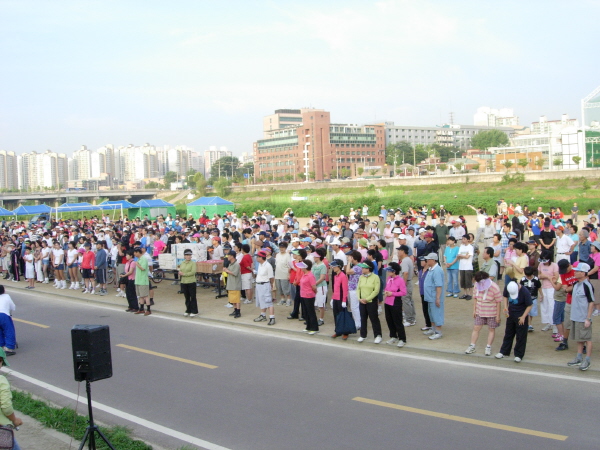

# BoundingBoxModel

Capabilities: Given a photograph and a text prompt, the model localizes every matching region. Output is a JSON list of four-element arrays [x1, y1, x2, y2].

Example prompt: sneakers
[[420, 326, 431, 331], [428, 332, 442, 340], [253, 315, 267, 322], [377, 305, 382, 315], [397, 340, 405, 348], [183, 313, 189, 317], [317, 319, 324, 326], [541, 324, 552, 331], [423, 329, 435, 336], [286, 300, 292, 307], [225, 303, 233, 308], [465, 344, 476, 354], [374, 336, 382, 344], [190, 313, 197, 317], [453, 294, 458, 298], [593, 309, 600, 317], [553, 334, 564, 342], [464, 295, 472, 300], [484, 346, 492, 356], [242, 299, 252, 304], [357, 337, 366, 343], [555, 342, 569, 351], [514, 357, 522, 363], [403, 321, 416, 327], [171, 281, 180, 285], [90, 290, 95, 295], [528, 326, 534, 332], [99, 289, 107, 296], [495, 353, 504, 359], [552, 332, 560, 338], [82, 289, 89, 294], [580, 359, 591, 371], [446, 293, 453, 297], [567, 357, 582, 367], [307, 331, 317, 335], [459, 294, 467, 299], [268, 318, 276, 326], [386, 338, 399, 345]]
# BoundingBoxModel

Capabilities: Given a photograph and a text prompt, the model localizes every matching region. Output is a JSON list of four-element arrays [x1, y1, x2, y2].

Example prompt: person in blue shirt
[[529, 214, 542, 239], [423, 253, 445, 340], [444, 236, 460, 297]]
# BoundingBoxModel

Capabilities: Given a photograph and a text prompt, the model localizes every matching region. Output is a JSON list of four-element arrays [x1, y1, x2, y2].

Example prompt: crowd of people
[[0, 200, 598, 372]]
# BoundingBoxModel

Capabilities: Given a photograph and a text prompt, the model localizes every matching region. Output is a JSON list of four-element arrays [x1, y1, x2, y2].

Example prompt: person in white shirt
[[467, 205, 487, 245], [555, 225, 575, 263], [253, 250, 276, 325], [457, 235, 474, 300], [274, 242, 292, 306], [0, 286, 17, 354]]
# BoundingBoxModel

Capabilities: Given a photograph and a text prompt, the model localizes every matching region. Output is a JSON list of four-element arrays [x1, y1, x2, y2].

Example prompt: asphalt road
[[5, 289, 600, 450]]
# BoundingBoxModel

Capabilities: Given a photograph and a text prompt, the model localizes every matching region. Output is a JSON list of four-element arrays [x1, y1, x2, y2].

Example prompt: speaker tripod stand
[[78, 379, 116, 450]]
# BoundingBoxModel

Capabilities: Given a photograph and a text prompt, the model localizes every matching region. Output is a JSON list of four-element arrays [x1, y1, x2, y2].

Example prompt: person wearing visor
[[465, 271, 502, 356], [357, 261, 382, 344]]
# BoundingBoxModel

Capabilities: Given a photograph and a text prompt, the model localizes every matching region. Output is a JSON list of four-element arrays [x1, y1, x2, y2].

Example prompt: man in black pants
[[356, 261, 382, 344], [178, 249, 198, 317], [495, 281, 533, 363]]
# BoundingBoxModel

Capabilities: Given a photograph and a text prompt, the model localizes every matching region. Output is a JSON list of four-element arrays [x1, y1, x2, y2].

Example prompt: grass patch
[[12, 390, 152, 450]]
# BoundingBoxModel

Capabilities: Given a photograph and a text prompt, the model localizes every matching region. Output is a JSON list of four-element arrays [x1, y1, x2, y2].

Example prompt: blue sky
[[1, 0, 599, 157]]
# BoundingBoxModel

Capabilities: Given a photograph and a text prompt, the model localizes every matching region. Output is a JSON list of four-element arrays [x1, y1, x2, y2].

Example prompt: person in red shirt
[[556, 259, 578, 351], [80, 242, 96, 294], [240, 244, 254, 304]]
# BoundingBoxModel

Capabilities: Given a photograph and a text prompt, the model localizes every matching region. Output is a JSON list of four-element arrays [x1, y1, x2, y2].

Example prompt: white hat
[[418, 228, 426, 234], [330, 239, 341, 246], [291, 237, 300, 243], [331, 226, 340, 232], [507, 281, 519, 298], [392, 227, 402, 234], [398, 234, 407, 239], [424, 253, 438, 261]]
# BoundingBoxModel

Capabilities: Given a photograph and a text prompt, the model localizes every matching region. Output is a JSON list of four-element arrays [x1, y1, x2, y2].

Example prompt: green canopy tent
[[134, 199, 176, 220], [186, 196, 234, 219]]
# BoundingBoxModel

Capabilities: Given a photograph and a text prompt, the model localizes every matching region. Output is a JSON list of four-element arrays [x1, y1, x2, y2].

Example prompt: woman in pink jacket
[[383, 262, 408, 347]]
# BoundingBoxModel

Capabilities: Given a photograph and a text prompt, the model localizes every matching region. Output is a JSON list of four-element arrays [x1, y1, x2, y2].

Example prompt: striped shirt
[[474, 282, 503, 318]]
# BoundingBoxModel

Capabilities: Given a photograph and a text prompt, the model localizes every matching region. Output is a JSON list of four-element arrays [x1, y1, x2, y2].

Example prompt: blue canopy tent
[[0, 207, 14, 216], [13, 204, 52, 217], [51, 202, 123, 220], [134, 199, 176, 220], [100, 200, 139, 219], [186, 196, 234, 219]]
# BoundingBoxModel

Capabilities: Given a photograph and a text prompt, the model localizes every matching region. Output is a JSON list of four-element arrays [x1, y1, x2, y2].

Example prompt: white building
[[117, 144, 159, 182], [0, 150, 19, 190], [474, 107, 519, 127], [204, 146, 232, 178], [72, 145, 91, 180], [20, 150, 67, 189]]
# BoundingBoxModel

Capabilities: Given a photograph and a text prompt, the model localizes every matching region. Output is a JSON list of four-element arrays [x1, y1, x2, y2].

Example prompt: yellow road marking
[[116, 344, 218, 369], [13, 318, 49, 329], [352, 397, 568, 441]]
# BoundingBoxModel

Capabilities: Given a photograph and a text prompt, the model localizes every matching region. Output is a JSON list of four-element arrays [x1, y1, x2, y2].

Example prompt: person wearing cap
[[330, 259, 350, 339], [382, 262, 408, 347], [356, 260, 382, 343], [496, 281, 533, 362], [178, 249, 198, 317], [50, 240, 65, 288], [588, 241, 600, 318], [465, 271, 503, 356], [538, 251, 559, 332], [297, 260, 318, 334], [566, 262, 595, 370], [223, 251, 242, 318], [422, 253, 445, 339], [520, 266, 542, 332], [274, 242, 292, 307], [253, 250, 276, 326], [555, 225, 575, 263], [449, 220, 465, 241]]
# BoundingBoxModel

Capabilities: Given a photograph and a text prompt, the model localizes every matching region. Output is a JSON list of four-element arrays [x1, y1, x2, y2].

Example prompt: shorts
[[591, 278, 600, 305], [552, 301, 566, 325], [275, 279, 291, 297], [427, 300, 445, 326], [474, 315, 499, 328], [42, 258, 49, 266], [255, 282, 273, 309], [241, 273, 253, 290], [68, 263, 77, 269], [136, 284, 149, 298], [459, 270, 473, 289], [529, 298, 538, 317], [565, 303, 572, 330], [95, 269, 106, 284], [315, 285, 327, 308], [81, 268, 93, 279], [55, 264, 64, 271], [570, 320, 592, 342], [228, 290, 241, 304]]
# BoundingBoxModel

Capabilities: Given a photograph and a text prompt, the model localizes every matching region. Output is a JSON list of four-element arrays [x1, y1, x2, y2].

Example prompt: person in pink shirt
[[383, 262, 407, 347], [330, 259, 349, 339], [152, 239, 166, 257], [298, 260, 318, 335]]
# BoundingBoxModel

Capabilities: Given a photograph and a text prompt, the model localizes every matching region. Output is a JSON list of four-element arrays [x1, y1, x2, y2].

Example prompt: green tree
[[308, 171, 315, 181], [194, 173, 208, 196], [454, 162, 464, 172], [212, 156, 240, 179], [163, 171, 178, 185], [144, 181, 161, 189], [357, 167, 364, 177], [439, 163, 448, 172], [385, 141, 428, 166], [369, 169, 378, 176], [517, 158, 528, 171], [572, 156, 582, 168], [502, 160, 514, 172], [472, 164, 480, 172], [238, 162, 254, 179], [298, 173, 306, 181], [553, 158, 563, 168], [340, 168, 351, 178], [214, 178, 232, 197], [471, 129, 510, 150], [535, 158, 545, 170], [284, 174, 293, 182]]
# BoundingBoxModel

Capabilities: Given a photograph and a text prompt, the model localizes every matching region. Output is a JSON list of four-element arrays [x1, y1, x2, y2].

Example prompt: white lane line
[[15, 289, 600, 384], [2, 368, 231, 450]]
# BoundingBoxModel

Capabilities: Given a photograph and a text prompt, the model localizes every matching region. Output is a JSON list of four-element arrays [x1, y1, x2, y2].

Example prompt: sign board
[[243, 173, 249, 179], [363, 166, 382, 171]]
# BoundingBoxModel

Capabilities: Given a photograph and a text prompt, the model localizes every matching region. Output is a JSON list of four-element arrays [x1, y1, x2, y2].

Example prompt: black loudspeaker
[[71, 325, 113, 382]]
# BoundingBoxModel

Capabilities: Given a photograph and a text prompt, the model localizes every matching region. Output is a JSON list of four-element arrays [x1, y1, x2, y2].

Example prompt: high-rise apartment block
[[204, 146, 232, 178], [474, 107, 520, 127], [0, 150, 19, 190], [20, 150, 67, 189], [254, 108, 386, 181]]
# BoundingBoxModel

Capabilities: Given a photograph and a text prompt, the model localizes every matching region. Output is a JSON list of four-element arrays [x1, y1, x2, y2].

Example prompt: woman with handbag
[[0, 348, 22, 449], [383, 262, 408, 347]]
